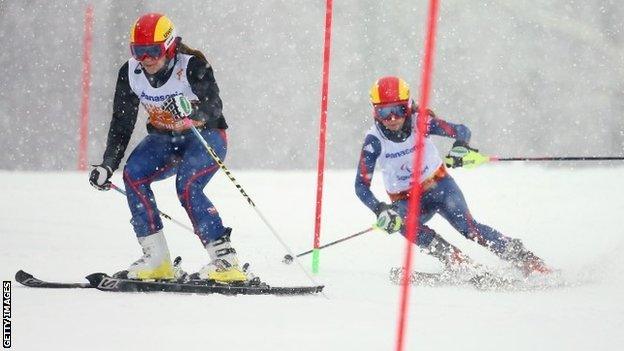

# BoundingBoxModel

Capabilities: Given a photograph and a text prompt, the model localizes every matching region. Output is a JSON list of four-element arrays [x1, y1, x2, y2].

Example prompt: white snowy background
[[1, 0, 623, 169], [1, 0, 624, 350]]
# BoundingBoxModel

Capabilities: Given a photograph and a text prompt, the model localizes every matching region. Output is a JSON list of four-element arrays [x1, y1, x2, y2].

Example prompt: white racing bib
[[127, 54, 199, 131], [367, 123, 443, 194]]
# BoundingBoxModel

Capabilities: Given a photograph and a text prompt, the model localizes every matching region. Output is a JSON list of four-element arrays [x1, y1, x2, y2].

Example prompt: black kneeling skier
[[355, 76, 551, 277]]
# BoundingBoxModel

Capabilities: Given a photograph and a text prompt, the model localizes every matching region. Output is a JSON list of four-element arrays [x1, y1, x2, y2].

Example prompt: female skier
[[355, 76, 550, 276], [89, 13, 248, 283]]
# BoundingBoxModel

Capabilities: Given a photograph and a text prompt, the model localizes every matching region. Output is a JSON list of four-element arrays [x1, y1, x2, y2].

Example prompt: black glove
[[89, 164, 113, 191], [374, 202, 393, 216], [163, 95, 194, 120], [374, 202, 403, 234]]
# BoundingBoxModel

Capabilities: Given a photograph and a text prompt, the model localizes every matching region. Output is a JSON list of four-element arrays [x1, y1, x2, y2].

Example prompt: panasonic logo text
[[385, 146, 415, 159]]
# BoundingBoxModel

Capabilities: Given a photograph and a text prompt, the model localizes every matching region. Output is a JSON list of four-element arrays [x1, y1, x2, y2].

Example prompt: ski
[[15, 270, 93, 289], [389, 267, 521, 290], [389, 267, 568, 291], [389, 268, 469, 287], [16, 270, 324, 295], [85, 273, 324, 296]]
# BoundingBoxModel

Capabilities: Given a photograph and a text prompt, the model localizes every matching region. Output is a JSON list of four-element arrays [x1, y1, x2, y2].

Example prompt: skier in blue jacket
[[355, 76, 550, 276], [88, 13, 249, 283]]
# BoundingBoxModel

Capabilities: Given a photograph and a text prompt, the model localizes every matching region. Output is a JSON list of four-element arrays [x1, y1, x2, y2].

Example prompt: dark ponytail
[[177, 40, 209, 64]]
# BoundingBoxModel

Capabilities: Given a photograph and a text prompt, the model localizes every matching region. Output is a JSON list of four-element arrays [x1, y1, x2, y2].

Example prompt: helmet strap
[[165, 37, 181, 59]]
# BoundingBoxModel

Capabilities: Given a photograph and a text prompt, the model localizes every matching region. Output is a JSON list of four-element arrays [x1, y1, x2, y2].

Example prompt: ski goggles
[[374, 102, 410, 120], [130, 43, 166, 60]]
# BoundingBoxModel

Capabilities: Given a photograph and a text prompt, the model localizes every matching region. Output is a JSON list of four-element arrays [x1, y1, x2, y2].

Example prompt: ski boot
[[388, 235, 483, 286], [198, 228, 249, 284], [500, 238, 551, 276], [425, 234, 483, 278], [114, 230, 175, 280]]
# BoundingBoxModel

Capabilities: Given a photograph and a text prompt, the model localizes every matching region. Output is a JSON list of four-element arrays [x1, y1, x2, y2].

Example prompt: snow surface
[[2, 165, 623, 350]]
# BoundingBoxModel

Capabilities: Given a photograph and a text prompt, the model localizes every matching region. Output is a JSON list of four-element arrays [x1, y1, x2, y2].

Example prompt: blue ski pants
[[122, 128, 227, 246], [393, 173, 510, 254]]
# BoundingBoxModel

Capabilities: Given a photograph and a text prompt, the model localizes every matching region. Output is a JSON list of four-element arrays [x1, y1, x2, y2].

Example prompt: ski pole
[[185, 121, 322, 288], [109, 183, 195, 233], [460, 154, 624, 168], [282, 227, 374, 264], [489, 156, 624, 162]]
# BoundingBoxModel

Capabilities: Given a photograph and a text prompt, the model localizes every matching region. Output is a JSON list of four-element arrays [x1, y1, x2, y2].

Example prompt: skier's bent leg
[[175, 164, 223, 246], [123, 170, 166, 237], [393, 200, 474, 271], [178, 129, 248, 283], [122, 134, 177, 237], [438, 177, 550, 275], [435, 176, 511, 254], [121, 172, 175, 280], [118, 134, 178, 280]]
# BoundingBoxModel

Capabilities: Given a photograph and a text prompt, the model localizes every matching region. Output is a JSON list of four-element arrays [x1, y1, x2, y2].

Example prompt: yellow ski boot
[[199, 228, 248, 283], [118, 230, 175, 280]]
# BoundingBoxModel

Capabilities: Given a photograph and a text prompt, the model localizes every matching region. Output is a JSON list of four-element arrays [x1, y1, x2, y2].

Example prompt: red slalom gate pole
[[312, 0, 334, 274], [396, 1, 440, 350], [78, 4, 94, 171]]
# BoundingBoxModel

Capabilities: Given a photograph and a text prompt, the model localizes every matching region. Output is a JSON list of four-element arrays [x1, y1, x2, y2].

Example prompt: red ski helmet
[[130, 13, 178, 60], [369, 76, 410, 105]]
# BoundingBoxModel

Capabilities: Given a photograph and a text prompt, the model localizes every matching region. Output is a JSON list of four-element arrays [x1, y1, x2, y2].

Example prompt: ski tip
[[85, 273, 108, 286], [15, 270, 33, 282]]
